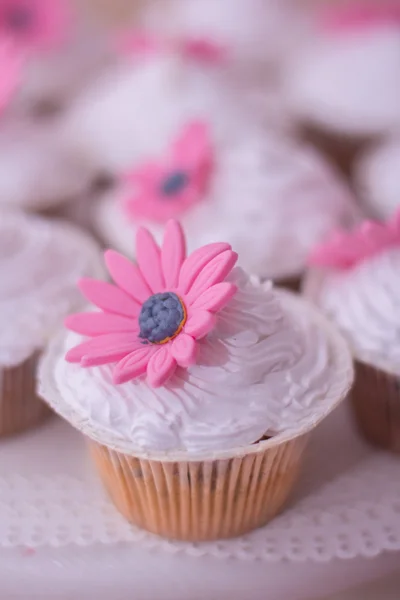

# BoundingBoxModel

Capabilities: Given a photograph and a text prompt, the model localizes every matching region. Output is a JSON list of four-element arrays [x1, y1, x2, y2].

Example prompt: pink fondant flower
[[0, 35, 23, 111], [320, 2, 400, 33], [122, 122, 213, 223], [119, 30, 227, 64], [309, 208, 400, 270], [0, 0, 70, 53], [65, 220, 238, 388]]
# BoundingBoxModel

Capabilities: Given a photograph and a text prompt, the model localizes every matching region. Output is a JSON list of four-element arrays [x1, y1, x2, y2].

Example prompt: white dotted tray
[[0, 399, 399, 600]]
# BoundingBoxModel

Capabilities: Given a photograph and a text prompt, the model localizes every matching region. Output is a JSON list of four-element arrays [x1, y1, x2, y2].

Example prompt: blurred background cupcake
[[0, 208, 103, 437], [305, 209, 400, 453]]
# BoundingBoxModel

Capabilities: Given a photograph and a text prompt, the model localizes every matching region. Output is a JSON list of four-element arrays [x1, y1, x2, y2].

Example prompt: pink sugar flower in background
[[320, 1, 400, 33], [122, 121, 214, 223], [65, 220, 238, 388], [309, 208, 400, 270], [119, 29, 227, 64], [0, 35, 23, 111], [0, 0, 71, 53]]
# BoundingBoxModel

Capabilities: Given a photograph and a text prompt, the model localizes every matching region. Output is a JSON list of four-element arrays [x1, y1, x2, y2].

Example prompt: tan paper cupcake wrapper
[[0, 354, 50, 438], [89, 434, 309, 541], [352, 360, 400, 453]]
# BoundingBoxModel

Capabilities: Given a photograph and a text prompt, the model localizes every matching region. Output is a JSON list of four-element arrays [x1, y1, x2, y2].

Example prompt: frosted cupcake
[[0, 115, 93, 211], [305, 209, 400, 453], [0, 209, 103, 437], [284, 2, 400, 170], [63, 26, 292, 177], [355, 137, 400, 220], [93, 120, 357, 287], [0, 0, 109, 114], [39, 220, 353, 540]]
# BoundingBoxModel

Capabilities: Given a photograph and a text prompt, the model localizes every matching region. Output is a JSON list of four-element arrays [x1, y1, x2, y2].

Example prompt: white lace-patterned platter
[[0, 400, 399, 600]]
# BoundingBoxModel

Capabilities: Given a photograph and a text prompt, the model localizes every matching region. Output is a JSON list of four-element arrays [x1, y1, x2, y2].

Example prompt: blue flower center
[[6, 5, 33, 30], [160, 171, 189, 198], [138, 292, 186, 344]]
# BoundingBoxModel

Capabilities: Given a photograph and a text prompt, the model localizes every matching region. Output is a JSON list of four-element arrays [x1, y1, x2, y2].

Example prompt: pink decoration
[[0, 0, 71, 53], [122, 121, 213, 223], [320, 2, 400, 33], [0, 35, 23, 112], [65, 220, 238, 388], [309, 208, 400, 270], [119, 30, 227, 64]]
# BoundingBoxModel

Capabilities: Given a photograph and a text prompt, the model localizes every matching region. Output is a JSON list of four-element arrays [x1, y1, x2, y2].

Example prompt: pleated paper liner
[[0, 353, 50, 438], [352, 360, 400, 454], [89, 433, 309, 541]]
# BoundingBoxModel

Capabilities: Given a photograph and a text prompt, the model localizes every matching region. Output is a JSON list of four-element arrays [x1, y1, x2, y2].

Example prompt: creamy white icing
[[314, 248, 400, 375], [286, 26, 400, 135], [51, 269, 340, 455], [0, 118, 91, 210], [356, 139, 400, 220], [63, 52, 291, 174], [0, 210, 103, 367], [94, 134, 356, 279]]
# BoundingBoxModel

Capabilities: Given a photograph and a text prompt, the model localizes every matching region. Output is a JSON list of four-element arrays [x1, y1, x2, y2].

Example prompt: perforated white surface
[[0, 400, 399, 599]]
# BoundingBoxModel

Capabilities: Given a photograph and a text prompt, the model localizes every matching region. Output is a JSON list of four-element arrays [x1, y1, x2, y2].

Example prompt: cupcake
[[63, 24, 293, 177], [305, 209, 400, 453], [1, 0, 110, 114], [0, 209, 103, 437], [355, 137, 400, 220], [284, 2, 400, 171], [39, 220, 353, 540], [93, 121, 358, 287], [0, 115, 92, 212]]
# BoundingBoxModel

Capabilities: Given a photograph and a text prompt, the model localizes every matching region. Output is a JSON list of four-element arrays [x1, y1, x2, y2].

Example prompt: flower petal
[[178, 242, 231, 295], [104, 250, 152, 304], [78, 278, 141, 318], [136, 226, 165, 293], [185, 250, 238, 303], [65, 333, 138, 365], [161, 220, 186, 288], [146, 346, 176, 387], [65, 312, 138, 337], [171, 333, 197, 367], [184, 310, 216, 339], [190, 282, 237, 312], [172, 121, 212, 171], [113, 346, 155, 384]]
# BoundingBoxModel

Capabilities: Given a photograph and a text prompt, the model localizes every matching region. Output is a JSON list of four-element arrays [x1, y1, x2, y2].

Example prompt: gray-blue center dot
[[160, 171, 189, 197], [6, 6, 33, 30], [138, 292, 186, 344]]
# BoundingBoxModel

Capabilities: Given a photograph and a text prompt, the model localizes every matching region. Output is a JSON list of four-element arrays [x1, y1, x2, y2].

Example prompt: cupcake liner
[[89, 433, 309, 541], [0, 353, 50, 437], [352, 360, 400, 454]]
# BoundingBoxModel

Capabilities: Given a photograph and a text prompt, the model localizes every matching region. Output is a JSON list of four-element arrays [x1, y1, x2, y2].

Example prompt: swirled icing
[[94, 134, 356, 279], [0, 210, 102, 366], [314, 248, 400, 374], [356, 139, 400, 220], [286, 26, 400, 135], [53, 268, 336, 454], [64, 53, 290, 174]]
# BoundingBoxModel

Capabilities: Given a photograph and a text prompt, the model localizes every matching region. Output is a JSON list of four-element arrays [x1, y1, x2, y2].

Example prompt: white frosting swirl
[[52, 269, 337, 454], [0, 210, 103, 366], [356, 138, 400, 220], [94, 134, 356, 279], [63, 53, 290, 174], [314, 248, 400, 375], [286, 26, 400, 135]]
